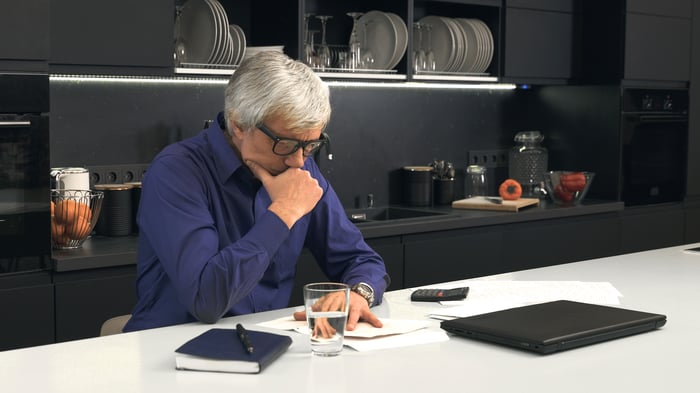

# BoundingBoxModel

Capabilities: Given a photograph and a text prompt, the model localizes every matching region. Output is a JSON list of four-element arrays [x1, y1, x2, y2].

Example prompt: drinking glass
[[304, 282, 350, 356], [303, 13, 315, 67], [424, 23, 436, 72], [413, 23, 426, 73], [361, 21, 375, 69], [316, 15, 333, 70], [347, 12, 363, 70]]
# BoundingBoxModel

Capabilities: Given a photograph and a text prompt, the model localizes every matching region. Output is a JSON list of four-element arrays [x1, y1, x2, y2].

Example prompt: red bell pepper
[[560, 172, 586, 192]]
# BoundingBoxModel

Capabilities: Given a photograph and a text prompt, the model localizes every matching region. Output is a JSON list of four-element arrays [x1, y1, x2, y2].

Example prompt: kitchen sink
[[345, 206, 453, 224]]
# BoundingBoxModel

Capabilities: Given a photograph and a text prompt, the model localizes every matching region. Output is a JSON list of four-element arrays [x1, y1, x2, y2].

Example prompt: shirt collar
[[206, 111, 254, 185]]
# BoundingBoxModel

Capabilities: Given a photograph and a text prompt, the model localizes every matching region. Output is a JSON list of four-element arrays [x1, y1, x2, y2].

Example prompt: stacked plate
[[356, 10, 408, 70], [417, 16, 493, 74], [176, 0, 246, 66]]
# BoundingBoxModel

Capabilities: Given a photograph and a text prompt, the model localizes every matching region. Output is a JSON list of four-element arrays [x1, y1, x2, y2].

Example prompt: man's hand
[[293, 291, 383, 331], [246, 160, 322, 228]]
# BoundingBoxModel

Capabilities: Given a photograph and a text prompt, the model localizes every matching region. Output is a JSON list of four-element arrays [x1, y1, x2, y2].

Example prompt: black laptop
[[440, 300, 667, 354]]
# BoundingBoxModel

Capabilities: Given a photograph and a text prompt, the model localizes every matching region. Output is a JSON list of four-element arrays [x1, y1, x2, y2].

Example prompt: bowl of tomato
[[543, 171, 595, 206]]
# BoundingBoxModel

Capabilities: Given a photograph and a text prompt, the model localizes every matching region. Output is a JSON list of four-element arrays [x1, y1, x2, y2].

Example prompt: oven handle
[[0, 120, 32, 127], [634, 114, 688, 123]]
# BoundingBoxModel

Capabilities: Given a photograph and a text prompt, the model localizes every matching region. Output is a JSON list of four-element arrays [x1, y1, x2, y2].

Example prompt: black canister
[[433, 178, 455, 205], [93, 184, 134, 236], [125, 181, 142, 234], [402, 166, 433, 207]]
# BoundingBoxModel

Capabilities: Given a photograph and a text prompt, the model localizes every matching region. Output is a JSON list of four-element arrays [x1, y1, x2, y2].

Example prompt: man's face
[[234, 117, 324, 176]]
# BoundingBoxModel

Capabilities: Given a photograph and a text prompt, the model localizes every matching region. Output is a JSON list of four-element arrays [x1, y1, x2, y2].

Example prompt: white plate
[[386, 12, 408, 70], [472, 19, 493, 73], [445, 17, 466, 72], [456, 18, 480, 73], [178, 0, 218, 63], [357, 10, 398, 70], [419, 16, 454, 72], [207, 0, 230, 64], [233, 24, 246, 65]]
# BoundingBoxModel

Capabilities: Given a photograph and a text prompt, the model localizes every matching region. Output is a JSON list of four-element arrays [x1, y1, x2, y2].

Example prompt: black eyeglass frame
[[256, 123, 328, 157]]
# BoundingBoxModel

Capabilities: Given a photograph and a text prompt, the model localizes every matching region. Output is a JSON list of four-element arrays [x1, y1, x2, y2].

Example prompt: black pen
[[236, 323, 254, 354]]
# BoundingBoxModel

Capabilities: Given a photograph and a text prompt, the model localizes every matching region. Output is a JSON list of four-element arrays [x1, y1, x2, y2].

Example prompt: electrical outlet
[[88, 164, 149, 187], [468, 149, 508, 168], [118, 164, 149, 183]]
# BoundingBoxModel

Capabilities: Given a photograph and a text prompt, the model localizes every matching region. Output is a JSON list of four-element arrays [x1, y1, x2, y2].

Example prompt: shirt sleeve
[[303, 162, 390, 304], [139, 154, 290, 324]]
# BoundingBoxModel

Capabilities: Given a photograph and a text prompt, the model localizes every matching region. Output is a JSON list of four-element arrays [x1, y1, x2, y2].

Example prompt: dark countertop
[[51, 199, 624, 272]]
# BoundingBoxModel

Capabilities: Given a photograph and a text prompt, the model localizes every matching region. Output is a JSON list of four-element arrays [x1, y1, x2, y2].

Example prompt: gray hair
[[223, 51, 331, 134]]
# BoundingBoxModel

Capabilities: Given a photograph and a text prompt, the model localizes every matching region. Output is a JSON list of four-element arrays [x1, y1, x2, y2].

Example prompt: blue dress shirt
[[124, 114, 389, 331]]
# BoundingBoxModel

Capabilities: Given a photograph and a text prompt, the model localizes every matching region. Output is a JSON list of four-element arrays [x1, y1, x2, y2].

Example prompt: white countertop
[[3, 243, 700, 393]]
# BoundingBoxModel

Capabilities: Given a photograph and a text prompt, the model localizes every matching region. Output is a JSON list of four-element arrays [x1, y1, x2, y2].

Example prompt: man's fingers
[[293, 310, 306, 321], [245, 160, 272, 183]]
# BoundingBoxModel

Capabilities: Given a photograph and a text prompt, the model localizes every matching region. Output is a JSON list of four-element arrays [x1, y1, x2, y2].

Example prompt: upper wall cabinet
[[502, 0, 580, 84], [582, 0, 692, 84], [49, 0, 174, 75], [0, 0, 50, 72]]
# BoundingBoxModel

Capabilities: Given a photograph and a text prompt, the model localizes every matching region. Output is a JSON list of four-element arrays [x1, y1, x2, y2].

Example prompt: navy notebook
[[175, 328, 293, 373], [441, 300, 666, 354]]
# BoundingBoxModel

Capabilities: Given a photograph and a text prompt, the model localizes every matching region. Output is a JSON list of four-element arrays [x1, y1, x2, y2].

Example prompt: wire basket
[[51, 189, 104, 249]]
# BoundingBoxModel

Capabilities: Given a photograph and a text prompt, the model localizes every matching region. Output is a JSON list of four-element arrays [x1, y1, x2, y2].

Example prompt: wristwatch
[[351, 282, 375, 307]]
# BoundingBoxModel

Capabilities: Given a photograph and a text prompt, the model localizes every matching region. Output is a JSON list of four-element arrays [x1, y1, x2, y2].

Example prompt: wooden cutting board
[[452, 197, 540, 212]]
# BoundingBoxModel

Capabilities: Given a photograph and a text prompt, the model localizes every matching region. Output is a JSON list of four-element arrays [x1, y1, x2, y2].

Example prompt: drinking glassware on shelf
[[412, 23, 426, 74], [347, 12, 363, 70], [361, 21, 375, 69], [303, 13, 315, 67], [423, 23, 436, 72], [316, 15, 333, 70], [306, 29, 318, 67]]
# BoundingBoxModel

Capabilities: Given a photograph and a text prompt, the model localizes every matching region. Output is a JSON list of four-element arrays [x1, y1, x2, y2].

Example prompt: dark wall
[[49, 79, 529, 207]]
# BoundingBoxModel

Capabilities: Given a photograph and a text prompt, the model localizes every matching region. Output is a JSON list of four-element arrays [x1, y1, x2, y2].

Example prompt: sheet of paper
[[256, 315, 306, 331], [293, 318, 430, 338], [417, 281, 623, 320], [343, 328, 449, 352]]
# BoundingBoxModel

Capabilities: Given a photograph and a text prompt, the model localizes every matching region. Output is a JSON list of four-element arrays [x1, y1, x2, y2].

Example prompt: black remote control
[[410, 287, 469, 302]]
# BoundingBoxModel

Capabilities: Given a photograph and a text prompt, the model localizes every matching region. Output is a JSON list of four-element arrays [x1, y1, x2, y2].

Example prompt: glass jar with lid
[[508, 131, 548, 198]]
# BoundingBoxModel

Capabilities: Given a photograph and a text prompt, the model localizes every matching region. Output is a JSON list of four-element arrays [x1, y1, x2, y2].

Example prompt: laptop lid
[[440, 300, 667, 354]]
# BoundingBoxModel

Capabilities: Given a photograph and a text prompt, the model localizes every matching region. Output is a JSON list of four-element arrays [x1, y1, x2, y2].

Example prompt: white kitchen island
[[2, 243, 699, 393]]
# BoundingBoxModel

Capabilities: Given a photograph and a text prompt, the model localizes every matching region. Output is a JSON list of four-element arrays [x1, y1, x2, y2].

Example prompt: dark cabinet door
[[620, 205, 685, 253], [403, 227, 503, 288], [624, 13, 691, 82], [54, 267, 136, 342], [626, 0, 692, 18], [50, 0, 173, 73], [288, 236, 403, 307], [0, 1, 49, 69], [0, 272, 55, 351], [502, 214, 620, 270], [684, 205, 700, 243], [503, 7, 577, 81]]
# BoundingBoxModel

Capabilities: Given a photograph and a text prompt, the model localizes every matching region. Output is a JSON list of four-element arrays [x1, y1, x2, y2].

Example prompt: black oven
[[621, 88, 688, 206], [0, 73, 51, 274]]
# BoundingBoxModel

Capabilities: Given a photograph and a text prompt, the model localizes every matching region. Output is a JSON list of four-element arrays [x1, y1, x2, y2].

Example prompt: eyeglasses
[[256, 123, 327, 157]]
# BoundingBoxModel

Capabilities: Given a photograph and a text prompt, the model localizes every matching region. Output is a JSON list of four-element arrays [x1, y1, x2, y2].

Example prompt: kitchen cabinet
[[403, 226, 504, 287], [620, 204, 685, 253], [502, 213, 620, 269], [288, 236, 403, 306], [683, 203, 700, 244], [54, 266, 136, 342], [0, 0, 50, 72], [0, 272, 55, 351], [403, 212, 621, 288], [502, 0, 580, 83], [49, 0, 173, 75], [582, 0, 692, 84]]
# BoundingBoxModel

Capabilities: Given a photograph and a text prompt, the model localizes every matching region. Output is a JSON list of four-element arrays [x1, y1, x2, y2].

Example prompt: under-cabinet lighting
[[325, 81, 517, 90], [49, 74, 516, 90], [49, 74, 228, 85]]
